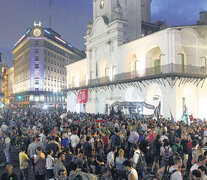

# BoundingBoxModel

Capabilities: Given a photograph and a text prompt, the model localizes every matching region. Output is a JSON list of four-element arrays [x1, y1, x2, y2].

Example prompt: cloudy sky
[[0, 0, 207, 67]]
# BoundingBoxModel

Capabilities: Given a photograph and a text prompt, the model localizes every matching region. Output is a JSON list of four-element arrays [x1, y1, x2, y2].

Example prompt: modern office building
[[65, 0, 207, 120], [0, 53, 3, 106], [12, 22, 85, 107]]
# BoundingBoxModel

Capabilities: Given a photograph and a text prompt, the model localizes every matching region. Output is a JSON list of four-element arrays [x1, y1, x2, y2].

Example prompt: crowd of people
[[0, 107, 207, 180]]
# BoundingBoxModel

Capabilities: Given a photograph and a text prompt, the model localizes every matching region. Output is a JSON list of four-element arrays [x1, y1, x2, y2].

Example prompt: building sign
[[76, 90, 88, 104]]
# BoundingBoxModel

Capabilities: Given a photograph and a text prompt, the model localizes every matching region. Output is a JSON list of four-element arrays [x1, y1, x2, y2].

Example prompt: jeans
[[20, 168, 29, 180], [4, 146, 10, 163]]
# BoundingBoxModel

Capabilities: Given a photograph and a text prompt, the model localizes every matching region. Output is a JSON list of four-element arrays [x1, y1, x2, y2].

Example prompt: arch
[[99, 58, 107, 77], [124, 53, 137, 73], [97, 91, 106, 114], [124, 86, 143, 102], [145, 46, 162, 71], [67, 92, 77, 113], [145, 84, 163, 115]]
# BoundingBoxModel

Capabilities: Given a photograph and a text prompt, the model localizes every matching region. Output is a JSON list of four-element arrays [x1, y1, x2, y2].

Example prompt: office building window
[[35, 40, 39, 46], [35, 49, 39, 53], [35, 64, 39, 69], [35, 56, 39, 61]]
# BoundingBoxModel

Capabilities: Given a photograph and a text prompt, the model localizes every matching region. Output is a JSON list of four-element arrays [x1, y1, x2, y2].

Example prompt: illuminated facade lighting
[[25, 29, 31, 35], [55, 36, 66, 44], [68, 43, 73, 48], [44, 29, 51, 34], [14, 34, 26, 47]]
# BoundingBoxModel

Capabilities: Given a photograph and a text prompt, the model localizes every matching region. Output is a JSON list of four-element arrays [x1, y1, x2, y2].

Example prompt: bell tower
[[92, 0, 152, 42]]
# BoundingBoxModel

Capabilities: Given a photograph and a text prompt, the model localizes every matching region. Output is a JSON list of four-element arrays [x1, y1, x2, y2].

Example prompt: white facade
[[66, 0, 207, 120]]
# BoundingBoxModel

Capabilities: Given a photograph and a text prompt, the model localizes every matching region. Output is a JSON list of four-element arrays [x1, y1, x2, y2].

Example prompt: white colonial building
[[66, 0, 207, 120]]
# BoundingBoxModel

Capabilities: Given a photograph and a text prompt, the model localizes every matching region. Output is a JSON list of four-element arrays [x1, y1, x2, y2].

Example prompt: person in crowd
[[157, 156, 183, 180], [1, 164, 18, 180], [53, 152, 67, 179], [19, 146, 30, 180], [2, 107, 207, 180], [70, 131, 80, 154], [115, 148, 126, 180], [34, 146, 46, 180], [123, 160, 138, 180], [46, 149, 55, 180], [151, 134, 161, 173]]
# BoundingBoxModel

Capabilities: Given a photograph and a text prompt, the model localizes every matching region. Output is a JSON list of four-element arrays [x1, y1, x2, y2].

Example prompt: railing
[[66, 64, 207, 90]]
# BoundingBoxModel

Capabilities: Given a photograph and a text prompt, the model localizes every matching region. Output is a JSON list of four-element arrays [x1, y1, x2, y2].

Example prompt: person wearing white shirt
[[46, 149, 55, 180], [132, 144, 140, 168], [142, 123, 147, 132], [70, 131, 80, 153], [161, 131, 168, 144], [107, 147, 117, 169], [123, 160, 138, 180]]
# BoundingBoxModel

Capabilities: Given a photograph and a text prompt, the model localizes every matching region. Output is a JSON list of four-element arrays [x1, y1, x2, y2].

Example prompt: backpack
[[136, 151, 148, 173], [162, 147, 171, 162], [162, 166, 178, 180], [115, 135, 122, 147], [150, 142, 157, 156]]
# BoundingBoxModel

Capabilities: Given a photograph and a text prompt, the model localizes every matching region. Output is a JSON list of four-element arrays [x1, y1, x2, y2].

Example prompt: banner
[[110, 101, 158, 118], [76, 90, 88, 104]]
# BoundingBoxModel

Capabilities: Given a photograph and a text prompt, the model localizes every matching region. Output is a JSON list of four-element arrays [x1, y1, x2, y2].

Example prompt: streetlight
[[201, 57, 207, 69], [135, 60, 138, 77], [90, 71, 94, 79], [112, 66, 116, 81], [159, 54, 165, 61], [105, 67, 109, 77]]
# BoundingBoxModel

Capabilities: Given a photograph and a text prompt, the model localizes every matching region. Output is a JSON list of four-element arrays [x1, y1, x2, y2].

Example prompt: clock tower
[[92, 0, 151, 41]]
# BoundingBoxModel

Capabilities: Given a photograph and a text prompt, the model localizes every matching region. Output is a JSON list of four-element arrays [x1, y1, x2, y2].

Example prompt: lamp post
[[159, 54, 165, 61], [105, 67, 109, 77], [90, 71, 94, 79], [112, 66, 116, 81], [201, 57, 207, 69], [134, 60, 138, 77]]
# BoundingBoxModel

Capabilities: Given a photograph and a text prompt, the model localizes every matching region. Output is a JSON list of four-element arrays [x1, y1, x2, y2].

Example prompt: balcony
[[64, 63, 207, 91]]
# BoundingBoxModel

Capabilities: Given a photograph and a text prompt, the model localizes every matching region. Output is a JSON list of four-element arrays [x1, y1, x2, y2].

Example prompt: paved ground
[[0, 148, 33, 179]]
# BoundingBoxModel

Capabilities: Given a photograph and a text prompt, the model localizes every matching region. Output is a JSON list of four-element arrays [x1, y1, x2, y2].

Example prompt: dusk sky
[[0, 0, 207, 67]]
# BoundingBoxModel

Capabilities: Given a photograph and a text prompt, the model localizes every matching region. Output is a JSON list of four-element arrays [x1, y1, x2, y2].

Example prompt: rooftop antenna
[[49, 0, 52, 28]]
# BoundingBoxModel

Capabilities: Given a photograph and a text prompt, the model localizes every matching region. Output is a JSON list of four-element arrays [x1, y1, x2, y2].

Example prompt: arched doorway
[[99, 58, 107, 78], [125, 86, 142, 102], [67, 92, 77, 112], [145, 47, 162, 74], [98, 91, 106, 114], [124, 53, 137, 77]]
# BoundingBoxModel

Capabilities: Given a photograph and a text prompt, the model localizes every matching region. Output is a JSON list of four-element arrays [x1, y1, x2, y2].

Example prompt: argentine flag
[[181, 108, 190, 125]]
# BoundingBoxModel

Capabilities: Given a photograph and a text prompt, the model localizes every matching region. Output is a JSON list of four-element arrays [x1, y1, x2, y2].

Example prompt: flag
[[181, 108, 190, 125], [170, 109, 175, 124]]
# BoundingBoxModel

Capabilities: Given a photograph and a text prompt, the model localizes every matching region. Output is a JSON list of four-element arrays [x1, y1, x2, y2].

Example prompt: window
[[35, 49, 39, 53], [35, 56, 39, 61], [35, 80, 39, 85], [35, 88, 39, 91], [35, 64, 39, 69], [35, 40, 39, 46]]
